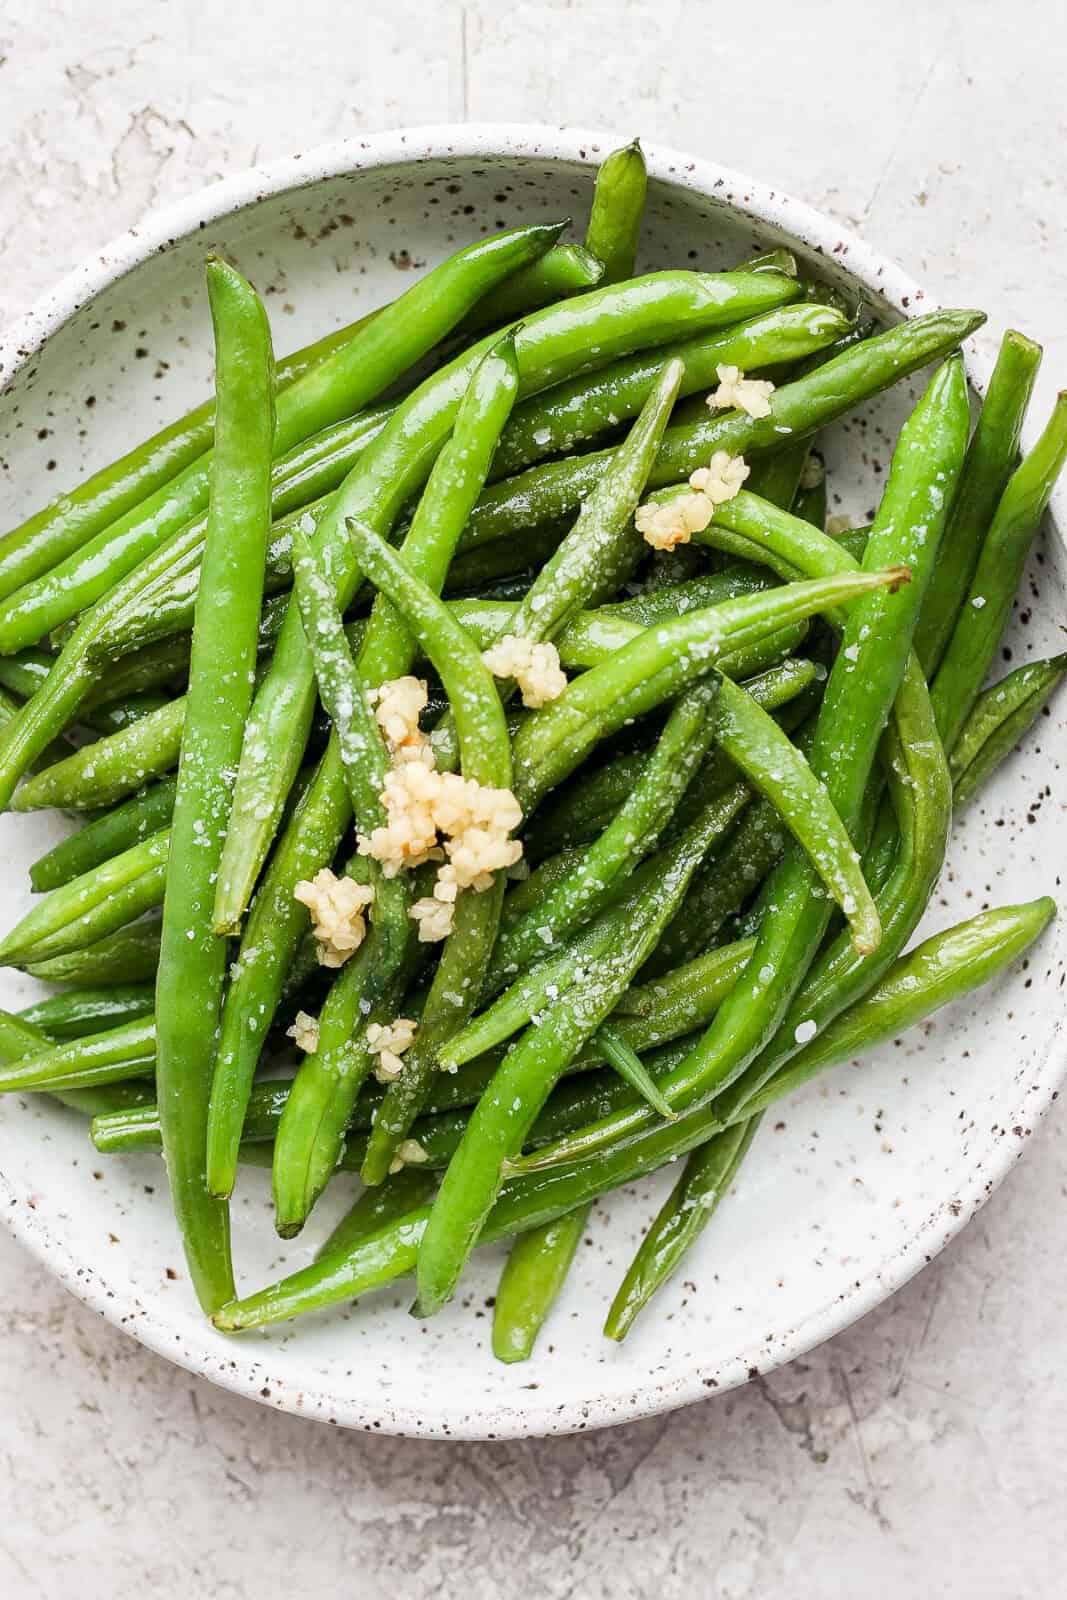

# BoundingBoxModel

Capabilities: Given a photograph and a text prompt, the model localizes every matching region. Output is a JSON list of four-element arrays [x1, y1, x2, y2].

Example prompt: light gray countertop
[[2, 3, 1064, 1593]]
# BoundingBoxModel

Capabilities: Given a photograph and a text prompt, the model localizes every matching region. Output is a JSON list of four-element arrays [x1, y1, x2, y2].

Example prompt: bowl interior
[[1, 138, 1063, 1439]]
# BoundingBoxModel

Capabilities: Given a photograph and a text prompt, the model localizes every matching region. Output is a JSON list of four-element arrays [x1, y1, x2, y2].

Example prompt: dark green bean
[[28, 778, 177, 892], [18, 984, 155, 1040], [951, 653, 1067, 810], [916, 329, 1042, 675], [930, 390, 1067, 751]]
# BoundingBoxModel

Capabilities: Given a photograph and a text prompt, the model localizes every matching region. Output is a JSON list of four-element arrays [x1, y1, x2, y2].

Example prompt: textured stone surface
[[1, 2, 1065, 1593]]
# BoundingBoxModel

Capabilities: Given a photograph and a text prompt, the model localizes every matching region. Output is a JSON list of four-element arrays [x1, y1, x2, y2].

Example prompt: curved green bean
[[583, 138, 647, 284]]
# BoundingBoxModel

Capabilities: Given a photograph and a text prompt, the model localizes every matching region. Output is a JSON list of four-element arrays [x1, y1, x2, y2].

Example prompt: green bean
[[647, 796, 787, 974], [0, 235, 567, 813], [521, 357, 969, 1164], [916, 330, 1042, 675], [490, 302, 846, 482], [0, 1009, 153, 1118], [18, 984, 155, 1040], [481, 355, 685, 654], [487, 677, 721, 987], [154, 258, 276, 1314], [462, 309, 984, 550], [0, 303, 389, 604], [212, 269, 801, 931], [0, 1014, 156, 1094], [951, 653, 1067, 810], [23, 919, 162, 985], [740, 898, 1056, 1116], [0, 828, 169, 966], [603, 1116, 758, 1340], [511, 566, 908, 812], [584, 138, 647, 284], [28, 778, 177, 892], [456, 244, 605, 335], [260, 539, 418, 1221], [92, 938, 754, 1166], [214, 889, 1052, 1334], [492, 1203, 592, 1362], [594, 1026, 675, 1120], [347, 519, 517, 1186], [13, 698, 184, 812], [317, 1169, 440, 1263], [930, 390, 1067, 751], [0, 224, 565, 657], [415, 784, 748, 1314]]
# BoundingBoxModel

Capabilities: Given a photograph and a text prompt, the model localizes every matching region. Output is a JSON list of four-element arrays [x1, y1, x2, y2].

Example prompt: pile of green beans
[[0, 140, 1063, 1363]]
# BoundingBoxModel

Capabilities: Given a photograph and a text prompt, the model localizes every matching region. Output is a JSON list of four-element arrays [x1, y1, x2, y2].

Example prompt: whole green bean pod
[[212, 267, 801, 927], [603, 1116, 759, 1340], [28, 778, 177, 893], [583, 138, 647, 284], [492, 1203, 592, 1362], [18, 985, 155, 1040], [0, 828, 169, 966], [23, 920, 162, 985], [951, 653, 1067, 809], [0, 1014, 156, 1094], [345, 520, 518, 1187], [213, 896, 1052, 1332], [915, 329, 1042, 675], [930, 390, 1067, 751], [154, 258, 275, 1313], [13, 698, 184, 813], [258, 512, 424, 1221]]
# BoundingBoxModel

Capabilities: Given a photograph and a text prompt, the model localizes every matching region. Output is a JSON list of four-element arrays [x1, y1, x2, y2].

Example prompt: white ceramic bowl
[[1, 126, 1064, 1440]]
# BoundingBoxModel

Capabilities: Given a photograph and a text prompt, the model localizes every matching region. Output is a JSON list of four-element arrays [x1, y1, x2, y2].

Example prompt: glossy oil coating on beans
[[154, 258, 275, 1314], [211, 266, 801, 928], [583, 138, 647, 285], [212, 896, 1052, 1333], [519, 358, 969, 1167], [492, 1203, 592, 1363]]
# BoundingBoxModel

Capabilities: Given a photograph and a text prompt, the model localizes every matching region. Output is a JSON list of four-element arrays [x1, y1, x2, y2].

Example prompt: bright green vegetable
[[154, 258, 275, 1314], [583, 138, 647, 284], [492, 1204, 592, 1362]]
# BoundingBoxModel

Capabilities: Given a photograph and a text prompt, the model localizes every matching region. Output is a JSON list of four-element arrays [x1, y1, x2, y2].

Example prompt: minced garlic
[[366, 1017, 418, 1082], [293, 868, 374, 968], [388, 1138, 430, 1176], [706, 364, 775, 419], [369, 676, 428, 751], [482, 633, 567, 708], [286, 1010, 320, 1053], [689, 450, 750, 505], [635, 491, 715, 551], [359, 756, 446, 876], [410, 893, 455, 942], [799, 452, 825, 490], [826, 513, 854, 536]]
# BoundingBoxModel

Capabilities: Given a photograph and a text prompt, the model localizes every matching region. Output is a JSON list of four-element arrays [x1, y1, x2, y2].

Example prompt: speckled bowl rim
[[1, 123, 1064, 1440]]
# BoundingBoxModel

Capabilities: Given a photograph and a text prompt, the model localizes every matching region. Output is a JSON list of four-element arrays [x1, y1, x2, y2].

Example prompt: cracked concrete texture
[[1, 1, 1066, 1593]]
